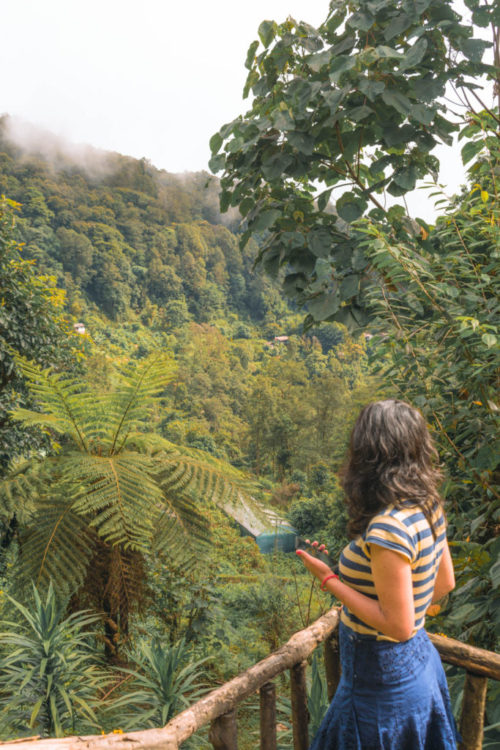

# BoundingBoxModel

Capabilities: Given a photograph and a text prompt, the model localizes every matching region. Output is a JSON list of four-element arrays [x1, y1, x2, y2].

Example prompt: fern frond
[[64, 451, 163, 550], [104, 354, 177, 454], [151, 448, 261, 567], [152, 492, 210, 568], [122, 432, 175, 453], [0, 458, 47, 522], [156, 448, 253, 506], [17, 497, 96, 597], [12, 355, 96, 450]]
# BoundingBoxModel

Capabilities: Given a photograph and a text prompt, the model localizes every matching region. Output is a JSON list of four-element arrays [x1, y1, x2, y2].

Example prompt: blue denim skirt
[[309, 622, 459, 750]]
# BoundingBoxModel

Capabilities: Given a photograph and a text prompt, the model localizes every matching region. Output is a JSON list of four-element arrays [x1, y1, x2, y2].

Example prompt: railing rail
[[1, 607, 499, 750]]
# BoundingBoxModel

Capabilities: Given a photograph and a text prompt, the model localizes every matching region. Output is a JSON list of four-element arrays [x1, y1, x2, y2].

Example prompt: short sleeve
[[365, 513, 416, 563]]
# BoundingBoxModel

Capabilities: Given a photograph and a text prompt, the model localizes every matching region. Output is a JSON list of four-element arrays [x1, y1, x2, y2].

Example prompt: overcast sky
[[1, 0, 326, 172], [0, 0, 493, 220]]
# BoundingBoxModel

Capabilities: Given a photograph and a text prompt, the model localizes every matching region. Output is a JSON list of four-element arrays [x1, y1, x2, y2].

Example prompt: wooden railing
[[2, 607, 500, 750]]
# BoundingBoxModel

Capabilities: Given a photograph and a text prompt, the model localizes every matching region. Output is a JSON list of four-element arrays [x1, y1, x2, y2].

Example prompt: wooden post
[[323, 629, 341, 701], [290, 661, 309, 750], [209, 709, 238, 750], [260, 681, 277, 750], [459, 671, 488, 750]]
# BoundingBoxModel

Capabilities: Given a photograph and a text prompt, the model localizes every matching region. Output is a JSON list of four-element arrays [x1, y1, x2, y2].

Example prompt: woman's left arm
[[297, 546, 415, 641]]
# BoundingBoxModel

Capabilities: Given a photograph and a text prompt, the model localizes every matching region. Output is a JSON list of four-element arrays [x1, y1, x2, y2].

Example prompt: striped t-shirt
[[339, 501, 447, 641]]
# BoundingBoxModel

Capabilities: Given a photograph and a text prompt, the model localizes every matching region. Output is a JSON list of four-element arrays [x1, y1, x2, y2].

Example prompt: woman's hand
[[296, 549, 332, 582]]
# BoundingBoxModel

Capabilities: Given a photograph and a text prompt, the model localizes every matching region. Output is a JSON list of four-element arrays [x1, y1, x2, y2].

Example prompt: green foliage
[[146, 557, 219, 645], [0, 197, 82, 468], [0, 117, 279, 327], [210, 0, 496, 328], [223, 576, 302, 653], [288, 487, 349, 562], [243, 346, 369, 477], [307, 652, 330, 738], [210, 0, 499, 651], [107, 639, 206, 730], [1, 353, 258, 657], [0, 584, 105, 739], [354, 117, 499, 648]]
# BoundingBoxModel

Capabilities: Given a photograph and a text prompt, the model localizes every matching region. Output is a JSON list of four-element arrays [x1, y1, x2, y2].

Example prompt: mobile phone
[[295, 536, 339, 574]]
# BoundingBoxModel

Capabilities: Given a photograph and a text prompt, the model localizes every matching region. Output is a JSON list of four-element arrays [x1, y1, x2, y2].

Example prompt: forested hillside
[[0, 114, 371, 476], [0, 118, 378, 742], [0, 115, 285, 326]]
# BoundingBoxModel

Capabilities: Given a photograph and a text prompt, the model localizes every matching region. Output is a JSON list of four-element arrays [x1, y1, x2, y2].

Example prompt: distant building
[[221, 494, 297, 554], [266, 335, 290, 349], [73, 322, 86, 334]]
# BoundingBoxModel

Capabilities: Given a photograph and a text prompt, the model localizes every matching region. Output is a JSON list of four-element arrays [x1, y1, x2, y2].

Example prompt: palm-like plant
[[107, 639, 206, 730], [0, 584, 105, 739], [1, 353, 251, 658]]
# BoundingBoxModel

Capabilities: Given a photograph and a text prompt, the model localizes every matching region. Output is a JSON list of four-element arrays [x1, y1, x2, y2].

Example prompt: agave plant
[[1, 353, 252, 657], [107, 638, 207, 730], [0, 584, 105, 739], [307, 651, 330, 738]]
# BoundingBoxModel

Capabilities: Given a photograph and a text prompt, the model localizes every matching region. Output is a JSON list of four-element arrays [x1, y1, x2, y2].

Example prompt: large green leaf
[[400, 38, 428, 70], [347, 10, 375, 31], [322, 88, 346, 114], [340, 274, 359, 301], [329, 55, 356, 82], [461, 139, 483, 165], [411, 103, 436, 126], [336, 193, 367, 223], [287, 131, 315, 155], [258, 20, 277, 48], [357, 78, 386, 100], [251, 209, 282, 231], [306, 292, 340, 321], [460, 38, 490, 62], [245, 40, 259, 69], [382, 89, 412, 115], [261, 153, 294, 180], [393, 165, 418, 191], [307, 228, 334, 258], [383, 12, 411, 40]]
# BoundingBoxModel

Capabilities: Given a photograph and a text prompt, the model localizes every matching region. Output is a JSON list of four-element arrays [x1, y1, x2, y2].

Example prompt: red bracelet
[[320, 573, 339, 591]]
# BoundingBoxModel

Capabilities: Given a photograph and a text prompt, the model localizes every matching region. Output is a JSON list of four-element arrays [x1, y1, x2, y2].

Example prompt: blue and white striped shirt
[[339, 501, 447, 641]]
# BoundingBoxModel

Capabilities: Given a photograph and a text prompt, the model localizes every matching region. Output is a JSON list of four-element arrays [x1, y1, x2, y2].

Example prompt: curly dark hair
[[340, 400, 443, 539]]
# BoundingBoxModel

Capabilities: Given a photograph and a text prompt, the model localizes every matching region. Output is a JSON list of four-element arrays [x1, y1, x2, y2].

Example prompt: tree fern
[[4, 353, 259, 657]]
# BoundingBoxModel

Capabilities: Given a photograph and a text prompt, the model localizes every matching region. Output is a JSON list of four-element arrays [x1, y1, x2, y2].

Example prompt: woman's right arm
[[431, 538, 455, 603]]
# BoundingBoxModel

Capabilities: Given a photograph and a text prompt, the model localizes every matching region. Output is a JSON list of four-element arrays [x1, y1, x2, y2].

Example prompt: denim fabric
[[309, 622, 460, 750]]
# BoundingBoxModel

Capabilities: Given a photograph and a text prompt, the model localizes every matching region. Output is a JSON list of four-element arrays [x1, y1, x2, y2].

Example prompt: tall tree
[[210, 0, 497, 327], [1, 354, 253, 659], [0, 197, 81, 468]]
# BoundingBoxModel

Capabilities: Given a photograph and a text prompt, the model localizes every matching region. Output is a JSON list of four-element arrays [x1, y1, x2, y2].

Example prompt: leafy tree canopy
[[0, 197, 83, 468], [210, 0, 498, 329]]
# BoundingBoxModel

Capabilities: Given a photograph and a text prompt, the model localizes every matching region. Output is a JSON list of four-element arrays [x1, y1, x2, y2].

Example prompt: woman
[[297, 400, 459, 749]]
